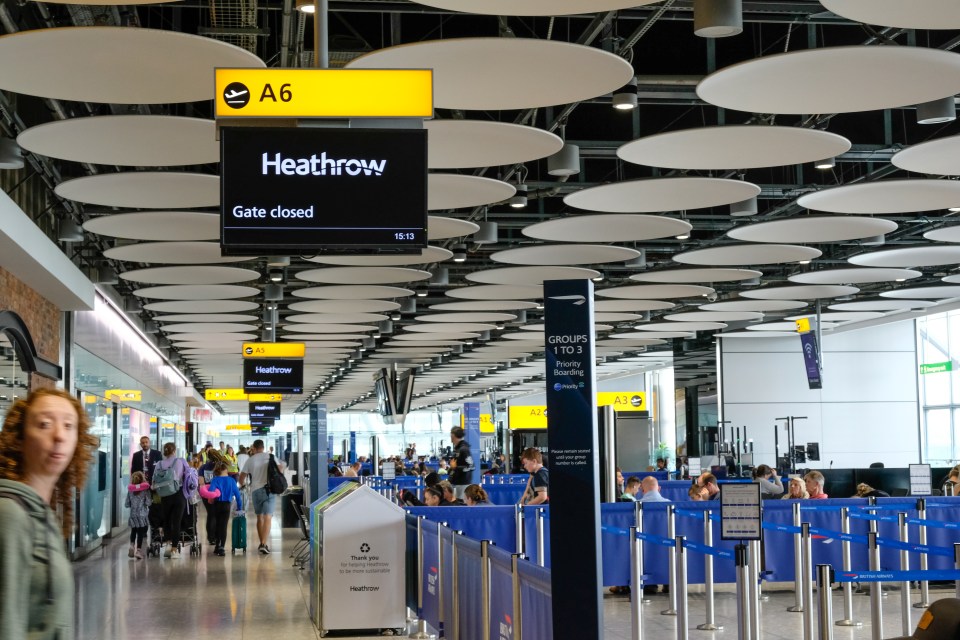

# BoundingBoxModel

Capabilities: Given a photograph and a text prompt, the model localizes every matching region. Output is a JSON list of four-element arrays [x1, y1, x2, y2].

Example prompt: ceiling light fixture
[[295, 0, 316, 13], [729, 196, 758, 217], [547, 124, 580, 176], [917, 96, 956, 124], [798, 259, 812, 265], [509, 183, 528, 208], [452, 243, 467, 262], [612, 77, 638, 110], [694, 0, 743, 37], [416, 289, 428, 297], [814, 157, 836, 170], [268, 268, 284, 283], [58, 218, 84, 243], [0, 137, 24, 170]]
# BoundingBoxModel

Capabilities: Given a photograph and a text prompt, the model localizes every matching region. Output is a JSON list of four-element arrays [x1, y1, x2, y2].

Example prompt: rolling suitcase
[[232, 515, 247, 554]]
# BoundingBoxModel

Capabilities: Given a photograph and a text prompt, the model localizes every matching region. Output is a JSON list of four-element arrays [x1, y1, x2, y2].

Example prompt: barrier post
[[697, 510, 722, 631], [535, 508, 545, 567], [437, 522, 445, 637], [748, 539, 762, 640], [452, 531, 461, 640], [511, 553, 523, 640], [955, 543, 960, 599], [868, 531, 883, 640], [630, 526, 643, 640], [662, 504, 678, 616], [481, 540, 492, 640], [914, 499, 930, 609], [835, 507, 861, 627], [676, 536, 689, 640], [417, 475, 423, 502], [897, 513, 912, 636], [409, 516, 434, 639], [735, 544, 751, 640], [801, 523, 814, 640], [816, 565, 834, 640], [787, 502, 804, 613], [515, 505, 525, 556]]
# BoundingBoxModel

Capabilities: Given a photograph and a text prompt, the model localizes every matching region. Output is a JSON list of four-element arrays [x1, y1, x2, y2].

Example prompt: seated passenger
[[464, 484, 493, 506], [752, 464, 784, 497], [620, 476, 641, 502], [854, 483, 890, 498], [688, 484, 708, 501], [438, 481, 464, 506], [423, 486, 443, 506], [781, 477, 810, 499], [639, 476, 670, 503], [804, 470, 829, 499], [698, 472, 721, 500]]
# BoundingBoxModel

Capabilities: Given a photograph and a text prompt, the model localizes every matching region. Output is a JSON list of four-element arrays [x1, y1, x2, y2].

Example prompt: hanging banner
[[309, 404, 328, 500]]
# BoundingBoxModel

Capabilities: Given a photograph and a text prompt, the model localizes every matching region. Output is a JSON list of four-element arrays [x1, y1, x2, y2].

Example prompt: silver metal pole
[[748, 539, 761, 640], [816, 565, 834, 640], [802, 523, 814, 640], [515, 504, 525, 556], [481, 540, 492, 640], [915, 499, 930, 609], [736, 544, 751, 640], [437, 523, 445, 634], [835, 508, 861, 627], [452, 532, 461, 640], [313, 0, 329, 68], [788, 502, 804, 612], [697, 510, 722, 631], [869, 531, 883, 640], [636, 502, 651, 605], [676, 536, 689, 640], [898, 513, 912, 636], [662, 504, 678, 616], [630, 526, 643, 640], [535, 508, 545, 567], [602, 404, 617, 502], [512, 553, 523, 640], [954, 543, 960, 599]]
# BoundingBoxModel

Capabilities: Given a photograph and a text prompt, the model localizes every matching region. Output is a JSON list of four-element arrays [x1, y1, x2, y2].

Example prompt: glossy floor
[[73, 520, 952, 639]]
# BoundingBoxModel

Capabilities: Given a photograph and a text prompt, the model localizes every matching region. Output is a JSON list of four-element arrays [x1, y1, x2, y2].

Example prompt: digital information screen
[[251, 417, 275, 436], [220, 127, 428, 255], [243, 358, 303, 394], [249, 401, 281, 420]]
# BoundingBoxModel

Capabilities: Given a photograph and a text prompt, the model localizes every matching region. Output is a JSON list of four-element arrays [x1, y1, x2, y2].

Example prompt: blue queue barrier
[[420, 521, 442, 634], [516, 556, 553, 640], [408, 506, 517, 553], [488, 545, 515, 640], [484, 484, 527, 506], [328, 476, 359, 490], [440, 526, 455, 636], [455, 536, 484, 640]]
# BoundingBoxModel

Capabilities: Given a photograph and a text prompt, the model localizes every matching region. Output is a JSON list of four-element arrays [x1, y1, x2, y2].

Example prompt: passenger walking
[[448, 427, 474, 498], [126, 470, 151, 559], [152, 443, 188, 558], [239, 439, 277, 554], [199, 462, 244, 556], [131, 435, 162, 483], [0, 388, 97, 640]]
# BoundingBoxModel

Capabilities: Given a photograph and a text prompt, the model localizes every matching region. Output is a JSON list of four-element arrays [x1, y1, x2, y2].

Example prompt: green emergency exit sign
[[920, 361, 953, 375]]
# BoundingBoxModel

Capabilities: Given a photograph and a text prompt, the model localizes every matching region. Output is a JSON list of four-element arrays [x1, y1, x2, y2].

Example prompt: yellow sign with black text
[[225, 424, 252, 431], [460, 413, 496, 434], [509, 406, 548, 430], [205, 388, 248, 401], [249, 393, 283, 402], [795, 318, 811, 333], [215, 68, 434, 119], [597, 391, 647, 412], [242, 342, 305, 358], [105, 389, 142, 402]]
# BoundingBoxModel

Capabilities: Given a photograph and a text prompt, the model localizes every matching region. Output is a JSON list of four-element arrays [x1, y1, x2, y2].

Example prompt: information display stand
[[310, 484, 406, 636]]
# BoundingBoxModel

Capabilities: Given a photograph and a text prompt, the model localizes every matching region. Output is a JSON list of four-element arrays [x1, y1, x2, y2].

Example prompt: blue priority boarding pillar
[[348, 431, 357, 464], [309, 404, 328, 501], [543, 279, 602, 640], [463, 402, 482, 487]]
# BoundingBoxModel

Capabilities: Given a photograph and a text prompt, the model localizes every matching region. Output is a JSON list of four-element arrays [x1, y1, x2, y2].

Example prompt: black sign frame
[[249, 401, 281, 420], [243, 358, 303, 394]]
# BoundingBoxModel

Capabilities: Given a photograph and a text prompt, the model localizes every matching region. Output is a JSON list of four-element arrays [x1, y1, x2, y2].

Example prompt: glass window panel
[[926, 409, 954, 464]]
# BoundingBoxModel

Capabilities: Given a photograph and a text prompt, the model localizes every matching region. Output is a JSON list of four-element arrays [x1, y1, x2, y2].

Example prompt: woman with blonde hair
[[781, 477, 810, 500], [0, 388, 97, 638]]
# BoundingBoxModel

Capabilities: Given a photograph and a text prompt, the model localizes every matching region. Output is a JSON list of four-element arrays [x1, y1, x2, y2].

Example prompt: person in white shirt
[[343, 462, 360, 477], [238, 439, 275, 554]]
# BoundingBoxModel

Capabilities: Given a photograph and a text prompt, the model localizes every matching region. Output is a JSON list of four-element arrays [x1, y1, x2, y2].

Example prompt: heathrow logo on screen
[[261, 152, 387, 177]]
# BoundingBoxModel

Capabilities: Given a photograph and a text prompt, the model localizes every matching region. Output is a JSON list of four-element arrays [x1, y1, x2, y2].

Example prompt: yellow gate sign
[[597, 391, 647, 412], [509, 406, 547, 430]]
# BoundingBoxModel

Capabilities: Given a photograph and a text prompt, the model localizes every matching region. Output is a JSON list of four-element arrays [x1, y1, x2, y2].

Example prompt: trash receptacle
[[281, 489, 304, 528]]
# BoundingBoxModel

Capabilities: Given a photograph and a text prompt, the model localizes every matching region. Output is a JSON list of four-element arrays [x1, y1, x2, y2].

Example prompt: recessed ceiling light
[[676, 233, 690, 240], [798, 260, 811, 265]]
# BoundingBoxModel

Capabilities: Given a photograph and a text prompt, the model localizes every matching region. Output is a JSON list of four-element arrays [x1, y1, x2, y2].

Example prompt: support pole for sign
[[788, 502, 804, 613], [735, 544, 751, 640], [313, 0, 328, 69], [697, 510, 722, 631], [515, 505, 525, 556], [801, 523, 814, 640], [535, 508, 545, 567], [662, 504, 678, 616], [898, 513, 912, 636], [748, 539, 762, 640], [409, 516, 434, 639], [630, 526, 643, 640], [816, 565, 834, 640], [481, 540, 492, 640], [869, 532, 882, 640], [835, 508, 861, 627], [512, 553, 523, 640], [914, 499, 930, 609], [676, 536, 689, 640], [452, 531, 461, 640]]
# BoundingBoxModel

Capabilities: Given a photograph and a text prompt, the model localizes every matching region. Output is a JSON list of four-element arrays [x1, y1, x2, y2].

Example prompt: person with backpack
[[0, 388, 97, 639], [152, 442, 188, 559], [238, 439, 285, 555], [199, 461, 244, 556]]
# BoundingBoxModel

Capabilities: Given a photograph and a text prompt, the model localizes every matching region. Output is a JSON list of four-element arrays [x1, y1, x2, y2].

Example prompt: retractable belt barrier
[[832, 569, 960, 582]]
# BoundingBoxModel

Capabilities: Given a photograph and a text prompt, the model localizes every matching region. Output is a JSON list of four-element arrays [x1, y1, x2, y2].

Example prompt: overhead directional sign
[[249, 393, 283, 402], [509, 405, 547, 430], [215, 68, 434, 119], [243, 342, 305, 358], [597, 391, 646, 412], [205, 388, 248, 401], [105, 389, 141, 402]]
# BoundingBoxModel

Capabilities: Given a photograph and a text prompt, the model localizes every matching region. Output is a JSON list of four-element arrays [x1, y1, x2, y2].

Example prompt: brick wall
[[0, 265, 61, 390]]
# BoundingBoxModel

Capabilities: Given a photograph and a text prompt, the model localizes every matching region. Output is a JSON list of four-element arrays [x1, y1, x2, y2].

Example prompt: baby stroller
[[145, 502, 164, 558], [181, 503, 202, 557]]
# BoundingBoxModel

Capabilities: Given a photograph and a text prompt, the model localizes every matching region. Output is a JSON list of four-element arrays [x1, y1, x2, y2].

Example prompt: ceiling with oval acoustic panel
[[155, 314, 259, 324], [631, 268, 763, 284], [848, 246, 960, 268], [489, 244, 639, 266], [786, 312, 884, 322], [292, 285, 414, 300], [120, 266, 259, 285], [404, 323, 497, 333], [285, 313, 389, 324], [739, 285, 860, 300], [162, 323, 256, 334], [104, 242, 249, 264], [727, 216, 898, 243], [427, 216, 479, 240], [674, 244, 822, 266], [789, 268, 921, 285], [564, 177, 760, 213], [820, 0, 960, 29], [594, 300, 677, 312], [82, 212, 219, 241], [287, 299, 401, 313], [133, 284, 259, 300], [283, 324, 378, 333], [428, 174, 515, 210], [347, 38, 633, 110], [296, 267, 432, 285], [664, 311, 764, 322], [445, 284, 543, 300], [414, 312, 517, 323], [466, 265, 600, 285], [411, 0, 660, 16], [635, 322, 727, 332], [697, 46, 960, 114], [305, 246, 453, 266], [429, 300, 540, 312], [596, 284, 714, 299], [143, 300, 259, 314], [56, 172, 219, 209], [798, 180, 960, 214], [618, 125, 851, 170], [699, 300, 809, 312], [523, 214, 691, 243], [828, 300, 938, 311], [924, 226, 960, 243], [425, 120, 562, 169], [892, 135, 960, 176], [880, 286, 960, 299]]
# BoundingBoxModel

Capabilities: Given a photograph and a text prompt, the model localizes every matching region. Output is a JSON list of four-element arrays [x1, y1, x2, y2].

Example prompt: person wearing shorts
[[239, 439, 275, 554]]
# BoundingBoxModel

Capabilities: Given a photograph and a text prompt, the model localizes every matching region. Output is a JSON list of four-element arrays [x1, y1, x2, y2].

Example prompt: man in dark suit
[[131, 435, 162, 482]]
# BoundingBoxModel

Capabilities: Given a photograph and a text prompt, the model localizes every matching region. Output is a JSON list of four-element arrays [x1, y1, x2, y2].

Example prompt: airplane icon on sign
[[225, 89, 248, 101]]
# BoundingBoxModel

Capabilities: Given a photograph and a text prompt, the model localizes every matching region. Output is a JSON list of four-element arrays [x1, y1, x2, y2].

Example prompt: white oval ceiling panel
[[429, 300, 539, 311], [392, 332, 480, 341], [347, 38, 632, 110], [82, 212, 219, 241], [674, 244, 822, 266], [596, 312, 642, 322], [880, 286, 960, 299], [466, 266, 600, 285], [104, 241, 247, 264], [162, 323, 256, 334], [789, 268, 921, 285], [798, 180, 960, 214], [820, 0, 960, 29], [428, 216, 480, 240], [597, 338, 667, 347], [121, 266, 259, 285], [18, 116, 217, 166], [596, 284, 714, 299], [292, 285, 414, 300], [697, 46, 960, 114], [445, 284, 542, 300], [425, 120, 562, 169], [609, 331, 695, 340], [739, 285, 859, 300], [718, 331, 797, 339], [893, 135, 960, 176], [170, 332, 256, 342], [278, 333, 369, 341], [428, 174, 515, 211], [133, 284, 259, 300], [787, 312, 883, 322], [746, 322, 836, 332], [405, 323, 497, 333], [297, 267, 431, 285], [284, 324, 378, 333], [848, 246, 960, 267], [664, 311, 764, 322], [490, 244, 640, 266], [412, 0, 659, 16], [415, 312, 517, 323], [144, 300, 258, 313], [56, 172, 218, 208], [943, 275, 960, 284], [0, 27, 264, 104], [700, 300, 808, 312], [635, 322, 727, 332], [287, 299, 400, 313], [631, 268, 763, 284], [305, 246, 453, 266], [829, 300, 937, 311], [924, 226, 960, 243], [286, 313, 388, 324], [618, 125, 851, 170], [156, 314, 258, 323], [523, 214, 691, 243], [564, 177, 760, 213], [595, 300, 676, 312], [728, 216, 898, 243]]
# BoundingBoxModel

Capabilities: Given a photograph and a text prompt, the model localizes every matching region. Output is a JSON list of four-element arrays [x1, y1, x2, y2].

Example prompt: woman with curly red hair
[[0, 387, 97, 639]]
